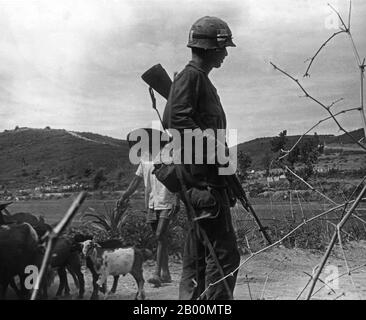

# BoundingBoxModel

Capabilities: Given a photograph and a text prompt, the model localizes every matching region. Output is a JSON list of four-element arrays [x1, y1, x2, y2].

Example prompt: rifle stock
[[141, 64, 272, 245], [141, 64, 172, 100]]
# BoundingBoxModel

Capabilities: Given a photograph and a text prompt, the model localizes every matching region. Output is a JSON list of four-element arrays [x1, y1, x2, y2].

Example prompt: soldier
[[162, 16, 241, 300]]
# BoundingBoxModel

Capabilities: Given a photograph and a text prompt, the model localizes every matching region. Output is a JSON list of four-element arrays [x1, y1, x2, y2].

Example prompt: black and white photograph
[[0, 0, 366, 307]]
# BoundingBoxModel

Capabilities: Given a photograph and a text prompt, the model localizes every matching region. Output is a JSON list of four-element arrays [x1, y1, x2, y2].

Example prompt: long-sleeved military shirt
[[162, 61, 227, 131], [162, 60, 228, 186]]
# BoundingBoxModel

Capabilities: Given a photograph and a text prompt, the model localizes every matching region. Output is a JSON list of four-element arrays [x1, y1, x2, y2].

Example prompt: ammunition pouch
[[187, 187, 221, 221], [152, 163, 207, 193]]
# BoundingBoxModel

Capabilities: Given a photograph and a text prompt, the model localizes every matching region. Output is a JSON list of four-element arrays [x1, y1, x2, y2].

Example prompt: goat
[[74, 235, 123, 299], [44, 237, 85, 299], [0, 223, 43, 299], [2, 212, 51, 238], [2, 212, 82, 299], [82, 239, 152, 300]]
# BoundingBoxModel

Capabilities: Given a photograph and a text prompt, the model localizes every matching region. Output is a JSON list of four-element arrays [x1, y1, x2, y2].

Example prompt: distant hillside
[[0, 128, 134, 189], [329, 128, 365, 144], [237, 129, 365, 170], [237, 134, 335, 169], [0, 127, 364, 189]]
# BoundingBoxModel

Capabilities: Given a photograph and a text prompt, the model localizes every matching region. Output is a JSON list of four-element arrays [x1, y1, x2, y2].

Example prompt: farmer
[[117, 128, 180, 287], [162, 16, 241, 300]]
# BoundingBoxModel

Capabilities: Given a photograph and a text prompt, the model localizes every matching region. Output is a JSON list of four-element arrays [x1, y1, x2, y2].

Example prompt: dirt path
[[50, 241, 366, 300]]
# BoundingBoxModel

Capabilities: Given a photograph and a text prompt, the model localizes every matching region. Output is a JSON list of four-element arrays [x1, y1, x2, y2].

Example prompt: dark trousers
[[178, 189, 241, 300]]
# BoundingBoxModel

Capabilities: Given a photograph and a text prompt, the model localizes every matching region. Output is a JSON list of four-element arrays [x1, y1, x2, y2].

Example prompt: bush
[[73, 207, 189, 257], [248, 182, 266, 197]]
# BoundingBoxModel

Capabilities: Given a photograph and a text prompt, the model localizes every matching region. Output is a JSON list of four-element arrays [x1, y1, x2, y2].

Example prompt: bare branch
[[306, 184, 366, 299], [246, 275, 253, 300], [303, 30, 346, 77], [328, 3, 348, 31], [296, 276, 313, 300], [284, 166, 338, 205], [303, 271, 336, 295], [311, 263, 366, 298], [348, 0, 352, 31], [279, 107, 360, 160], [328, 98, 344, 109], [337, 227, 351, 274], [334, 293, 345, 300], [270, 62, 366, 151], [260, 256, 287, 300], [198, 201, 352, 300]]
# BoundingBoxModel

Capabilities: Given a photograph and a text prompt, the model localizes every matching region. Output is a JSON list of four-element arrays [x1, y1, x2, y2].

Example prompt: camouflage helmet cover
[[187, 16, 236, 50]]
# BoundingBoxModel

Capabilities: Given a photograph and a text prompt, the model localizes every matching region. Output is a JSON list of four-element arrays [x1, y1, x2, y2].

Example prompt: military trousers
[[178, 188, 241, 300]]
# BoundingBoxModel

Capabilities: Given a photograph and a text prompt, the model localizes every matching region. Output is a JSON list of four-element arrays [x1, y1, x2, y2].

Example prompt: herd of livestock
[[0, 202, 152, 300]]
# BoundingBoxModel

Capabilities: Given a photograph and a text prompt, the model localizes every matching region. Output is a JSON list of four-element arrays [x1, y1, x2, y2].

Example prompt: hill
[[1, 127, 364, 190], [329, 128, 364, 144], [237, 134, 334, 169], [0, 128, 134, 189], [237, 129, 365, 170]]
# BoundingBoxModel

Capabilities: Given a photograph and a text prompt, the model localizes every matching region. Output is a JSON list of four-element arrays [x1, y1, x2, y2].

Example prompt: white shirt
[[135, 159, 176, 210]]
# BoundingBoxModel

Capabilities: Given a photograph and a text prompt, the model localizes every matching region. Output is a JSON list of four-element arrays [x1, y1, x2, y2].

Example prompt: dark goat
[[0, 223, 43, 299], [45, 237, 85, 299], [2, 212, 82, 299], [2, 212, 51, 238]]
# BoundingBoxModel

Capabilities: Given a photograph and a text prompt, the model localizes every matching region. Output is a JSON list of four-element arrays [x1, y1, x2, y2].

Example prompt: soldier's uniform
[[162, 16, 240, 300]]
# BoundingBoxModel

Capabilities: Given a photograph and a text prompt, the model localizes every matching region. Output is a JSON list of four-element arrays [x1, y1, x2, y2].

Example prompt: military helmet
[[187, 16, 236, 50]]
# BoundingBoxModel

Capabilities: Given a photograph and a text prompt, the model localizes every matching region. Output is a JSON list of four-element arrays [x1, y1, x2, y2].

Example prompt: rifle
[[141, 64, 272, 245]]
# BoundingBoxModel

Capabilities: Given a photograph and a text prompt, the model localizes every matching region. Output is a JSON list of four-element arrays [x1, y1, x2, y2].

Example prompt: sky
[[0, 0, 365, 143]]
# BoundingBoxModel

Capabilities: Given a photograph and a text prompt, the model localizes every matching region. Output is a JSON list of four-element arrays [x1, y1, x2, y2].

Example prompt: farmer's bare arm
[[117, 175, 142, 206]]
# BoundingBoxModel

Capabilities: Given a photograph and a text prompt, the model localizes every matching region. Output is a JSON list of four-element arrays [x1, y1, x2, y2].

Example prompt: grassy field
[[7, 194, 366, 227], [7, 197, 146, 225]]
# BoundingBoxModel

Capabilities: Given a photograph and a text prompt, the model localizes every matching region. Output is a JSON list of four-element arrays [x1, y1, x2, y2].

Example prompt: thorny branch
[[270, 62, 366, 151], [260, 256, 288, 300], [304, 30, 346, 77], [305, 184, 366, 299], [284, 166, 338, 205], [198, 200, 356, 300], [310, 263, 366, 298], [278, 107, 361, 160]]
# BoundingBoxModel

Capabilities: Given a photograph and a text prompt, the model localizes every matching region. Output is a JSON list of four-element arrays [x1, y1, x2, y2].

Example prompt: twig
[[279, 107, 360, 160], [284, 166, 338, 205], [245, 235, 253, 254], [311, 263, 366, 297], [304, 30, 346, 77], [348, 0, 352, 31], [260, 256, 287, 300], [270, 62, 366, 151], [328, 3, 348, 31], [327, 220, 355, 240], [198, 200, 352, 300], [352, 214, 366, 225], [336, 228, 351, 275], [246, 275, 253, 300], [306, 184, 366, 299], [303, 271, 336, 295], [296, 275, 313, 300], [328, 98, 344, 109], [334, 292, 345, 300]]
